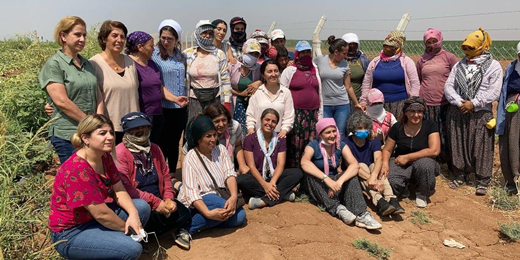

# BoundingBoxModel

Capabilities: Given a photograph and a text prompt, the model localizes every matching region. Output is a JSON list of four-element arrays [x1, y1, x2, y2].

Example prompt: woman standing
[[39, 16, 104, 163], [228, 17, 247, 64], [381, 98, 441, 208], [152, 19, 188, 173], [184, 20, 231, 121], [212, 19, 229, 53], [90, 20, 139, 145], [178, 115, 246, 235], [342, 33, 369, 110], [360, 30, 420, 121], [49, 114, 150, 260], [237, 109, 303, 209], [416, 28, 458, 162], [445, 28, 503, 195], [314, 35, 361, 138], [246, 60, 295, 138], [301, 118, 381, 229], [126, 31, 164, 146], [497, 42, 520, 195], [229, 38, 262, 133], [281, 40, 322, 168]]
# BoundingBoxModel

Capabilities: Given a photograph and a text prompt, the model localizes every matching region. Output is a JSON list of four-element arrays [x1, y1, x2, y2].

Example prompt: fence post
[[267, 21, 277, 36], [312, 16, 327, 57], [396, 13, 411, 32], [190, 31, 194, 48]]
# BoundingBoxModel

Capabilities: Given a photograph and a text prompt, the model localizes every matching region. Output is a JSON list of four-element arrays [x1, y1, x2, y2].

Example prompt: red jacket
[[116, 143, 175, 210]]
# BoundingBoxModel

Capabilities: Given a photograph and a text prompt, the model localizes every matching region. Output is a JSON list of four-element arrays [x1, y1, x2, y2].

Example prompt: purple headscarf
[[125, 31, 153, 55]]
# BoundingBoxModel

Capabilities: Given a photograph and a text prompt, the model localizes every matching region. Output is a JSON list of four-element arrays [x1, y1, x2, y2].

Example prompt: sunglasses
[[160, 36, 175, 42], [102, 178, 117, 202]]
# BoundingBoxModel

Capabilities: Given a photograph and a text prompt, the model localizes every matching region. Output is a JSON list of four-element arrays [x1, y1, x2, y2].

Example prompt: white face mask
[[242, 53, 259, 68], [367, 104, 385, 122], [321, 139, 333, 146]]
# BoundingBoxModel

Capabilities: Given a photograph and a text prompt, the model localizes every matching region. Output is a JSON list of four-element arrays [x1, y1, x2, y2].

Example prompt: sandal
[[449, 179, 465, 189], [475, 185, 487, 196]]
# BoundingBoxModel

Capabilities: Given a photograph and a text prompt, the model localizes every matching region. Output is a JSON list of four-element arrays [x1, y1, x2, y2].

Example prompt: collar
[[57, 50, 87, 67]]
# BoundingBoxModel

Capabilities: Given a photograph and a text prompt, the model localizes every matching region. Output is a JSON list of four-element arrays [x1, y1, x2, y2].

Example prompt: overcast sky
[[1, 0, 519, 42]]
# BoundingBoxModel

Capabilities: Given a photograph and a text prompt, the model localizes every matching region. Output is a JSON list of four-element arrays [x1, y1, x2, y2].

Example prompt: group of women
[[41, 14, 520, 260]]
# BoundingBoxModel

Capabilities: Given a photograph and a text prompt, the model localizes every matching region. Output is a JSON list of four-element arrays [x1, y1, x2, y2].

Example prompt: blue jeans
[[323, 104, 351, 137], [188, 194, 246, 235], [50, 136, 76, 164], [51, 199, 151, 260]]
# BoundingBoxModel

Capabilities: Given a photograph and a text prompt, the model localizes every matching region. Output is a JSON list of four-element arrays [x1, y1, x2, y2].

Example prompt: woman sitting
[[237, 109, 303, 209], [381, 97, 441, 208], [49, 114, 150, 260], [301, 118, 382, 229], [365, 88, 397, 144], [178, 115, 246, 235], [344, 112, 404, 216], [116, 112, 192, 250]]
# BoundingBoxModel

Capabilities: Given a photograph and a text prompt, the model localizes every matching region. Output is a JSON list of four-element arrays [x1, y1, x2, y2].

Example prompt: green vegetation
[[489, 186, 520, 211], [0, 28, 101, 259], [353, 237, 391, 260], [411, 210, 432, 225], [499, 221, 520, 241]]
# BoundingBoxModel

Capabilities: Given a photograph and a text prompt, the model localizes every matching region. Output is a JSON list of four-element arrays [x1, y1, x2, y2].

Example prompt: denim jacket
[[496, 59, 518, 135]]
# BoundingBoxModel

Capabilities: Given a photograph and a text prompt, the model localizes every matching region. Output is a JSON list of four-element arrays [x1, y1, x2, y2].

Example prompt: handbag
[[194, 149, 246, 208], [191, 87, 219, 103]]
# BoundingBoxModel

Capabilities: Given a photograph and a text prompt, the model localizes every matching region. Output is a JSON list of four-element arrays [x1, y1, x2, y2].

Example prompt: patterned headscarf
[[383, 30, 406, 51], [194, 21, 216, 52], [125, 31, 153, 55], [461, 27, 492, 58]]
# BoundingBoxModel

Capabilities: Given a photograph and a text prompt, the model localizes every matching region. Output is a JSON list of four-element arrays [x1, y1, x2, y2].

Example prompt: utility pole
[[312, 16, 327, 57]]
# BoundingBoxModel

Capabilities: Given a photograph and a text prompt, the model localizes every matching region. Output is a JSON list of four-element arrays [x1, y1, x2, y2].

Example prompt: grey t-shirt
[[314, 55, 350, 106]]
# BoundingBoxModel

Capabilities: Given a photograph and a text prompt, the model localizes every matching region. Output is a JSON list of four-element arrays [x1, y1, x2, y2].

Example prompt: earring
[[85, 143, 90, 148]]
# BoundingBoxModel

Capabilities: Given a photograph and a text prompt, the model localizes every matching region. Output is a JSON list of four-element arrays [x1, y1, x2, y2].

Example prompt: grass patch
[[411, 210, 431, 225], [317, 205, 326, 212], [489, 186, 520, 211], [294, 193, 309, 203], [353, 237, 391, 260], [499, 221, 520, 241]]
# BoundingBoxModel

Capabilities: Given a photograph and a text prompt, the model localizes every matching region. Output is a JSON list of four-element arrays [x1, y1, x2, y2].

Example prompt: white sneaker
[[355, 211, 382, 230], [415, 193, 428, 208], [336, 205, 356, 224], [283, 191, 295, 202]]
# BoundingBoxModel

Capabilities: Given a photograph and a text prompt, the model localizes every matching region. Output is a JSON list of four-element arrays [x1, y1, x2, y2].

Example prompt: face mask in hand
[[354, 130, 370, 140]]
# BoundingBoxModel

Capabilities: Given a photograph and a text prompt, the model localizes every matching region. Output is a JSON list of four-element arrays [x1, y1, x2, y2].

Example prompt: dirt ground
[[140, 166, 520, 260]]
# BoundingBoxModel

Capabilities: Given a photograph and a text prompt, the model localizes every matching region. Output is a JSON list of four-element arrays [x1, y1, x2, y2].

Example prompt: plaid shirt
[[229, 44, 243, 60], [183, 47, 231, 104]]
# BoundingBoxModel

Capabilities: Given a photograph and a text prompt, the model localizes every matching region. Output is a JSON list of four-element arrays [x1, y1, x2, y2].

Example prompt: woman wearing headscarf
[[178, 115, 246, 235], [90, 20, 139, 145], [228, 17, 247, 64], [497, 42, 520, 195], [360, 30, 420, 121], [39, 16, 104, 163], [183, 20, 231, 121], [280, 40, 323, 168], [126, 31, 164, 147], [237, 109, 303, 210], [116, 112, 192, 250], [228, 39, 262, 134], [445, 28, 503, 196], [364, 88, 397, 144], [381, 97, 440, 208], [416, 28, 458, 163], [301, 118, 381, 229], [342, 33, 369, 110], [152, 19, 188, 173], [250, 30, 270, 64]]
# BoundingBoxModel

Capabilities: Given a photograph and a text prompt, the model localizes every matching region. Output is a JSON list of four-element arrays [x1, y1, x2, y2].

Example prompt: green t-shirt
[[39, 50, 98, 140], [237, 71, 253, 103], [348, 59, 365, 99]]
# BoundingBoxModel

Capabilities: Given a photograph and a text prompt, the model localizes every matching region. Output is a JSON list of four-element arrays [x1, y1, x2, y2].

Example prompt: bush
[[353, 237, 391, 260], [489, 186, 520, 211], [411, 210, 432, 225], [499, 221, 520, 241]]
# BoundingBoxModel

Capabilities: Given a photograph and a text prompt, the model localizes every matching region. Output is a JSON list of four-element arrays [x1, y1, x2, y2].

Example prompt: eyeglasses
[[102, 178, 117, 202], [160, 36, 175, 42]]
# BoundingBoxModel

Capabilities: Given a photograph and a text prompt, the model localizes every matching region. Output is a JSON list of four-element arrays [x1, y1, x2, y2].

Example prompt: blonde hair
[[70, 114, 114, 149], [53, 16, 86, 46]]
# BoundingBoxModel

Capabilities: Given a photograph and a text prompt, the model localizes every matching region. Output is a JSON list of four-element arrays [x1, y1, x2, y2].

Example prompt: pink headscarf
[[316, 118, 341, 176], [421, 28, 446, 61]]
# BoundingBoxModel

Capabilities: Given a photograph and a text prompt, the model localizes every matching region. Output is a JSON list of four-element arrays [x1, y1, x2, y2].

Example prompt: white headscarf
[[158, 19, 182, 41]]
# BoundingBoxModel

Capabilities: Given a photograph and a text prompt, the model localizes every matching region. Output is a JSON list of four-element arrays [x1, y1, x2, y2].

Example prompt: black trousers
[[144, 200, 191, 235], [149, 114, 165, 148], [160, 107, 187, 172], [237, 168, 303, 207]]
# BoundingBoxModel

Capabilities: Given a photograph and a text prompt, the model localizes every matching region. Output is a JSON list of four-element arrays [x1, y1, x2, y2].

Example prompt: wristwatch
[[322, 174, 328, 181]]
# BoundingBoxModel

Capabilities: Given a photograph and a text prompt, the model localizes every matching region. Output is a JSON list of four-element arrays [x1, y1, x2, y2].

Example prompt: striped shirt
[[151, 46, 186, 109], [178, 144, 236, 207], [183, 47, 232, 104]]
